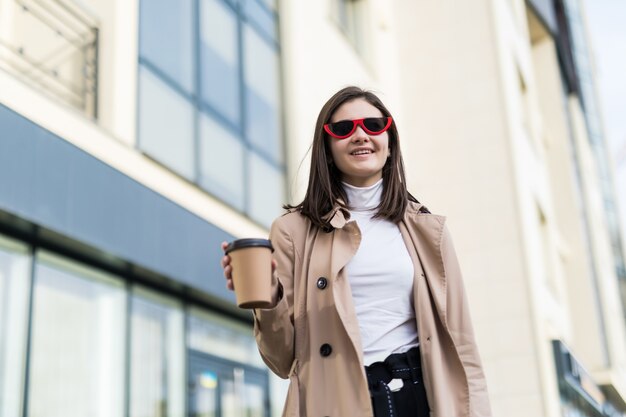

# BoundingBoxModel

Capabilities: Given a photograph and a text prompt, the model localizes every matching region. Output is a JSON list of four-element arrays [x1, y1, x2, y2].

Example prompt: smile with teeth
[[351, 149, 374, 155]]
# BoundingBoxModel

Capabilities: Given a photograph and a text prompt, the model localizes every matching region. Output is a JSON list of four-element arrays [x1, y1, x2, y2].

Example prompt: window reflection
[[27, 252, 126, 417], [192, 371, 218, 417], [244, 26, 282, 163], [248, 152, 284, 227], [0, 238, 30, 417], [332, 0, 366, 54], [199, 113, 245, 210], [139, 66, 195, 180], [245, 384, 265, 417], [130, 287, 185, 417], [189, 352, 269, 417], [242, 0, 277, 41], [187, 307, 264, 368], [200, 0, 241, 125], [140, 0, 194, 92]]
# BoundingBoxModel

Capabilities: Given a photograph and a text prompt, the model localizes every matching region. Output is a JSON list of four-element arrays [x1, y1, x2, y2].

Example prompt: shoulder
[[272, 208, 310, 230], [403, 201, 450, 246], [270, 209, 310, 243], [405, 200, 446, 222]]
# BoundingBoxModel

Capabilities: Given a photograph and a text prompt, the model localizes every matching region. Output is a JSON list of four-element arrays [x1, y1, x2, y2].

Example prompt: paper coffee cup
[[225, 238, 274, 309]]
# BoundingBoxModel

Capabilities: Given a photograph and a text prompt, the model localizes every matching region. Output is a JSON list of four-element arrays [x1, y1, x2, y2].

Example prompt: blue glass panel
[[248, 152, 284, 227], [199, 0, 241, 125], [138, 66, 195, 180], [242, 0, 277, 41], [243, 26, 282, 163], [198, 113, 245, 210], [255, 0, 276, 11], [140, 0, 194, 92]]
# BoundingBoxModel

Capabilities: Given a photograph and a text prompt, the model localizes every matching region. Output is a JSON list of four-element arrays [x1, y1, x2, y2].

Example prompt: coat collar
[[323, 199, 427, 229], [322, 200, 351, 229]]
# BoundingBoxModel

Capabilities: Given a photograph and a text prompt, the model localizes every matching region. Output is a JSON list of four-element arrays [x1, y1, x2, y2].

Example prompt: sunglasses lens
[[328, 120, 355, 137], [363, 117, 388, 133]]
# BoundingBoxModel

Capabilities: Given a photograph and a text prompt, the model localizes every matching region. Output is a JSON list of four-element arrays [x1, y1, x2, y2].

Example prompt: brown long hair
[[286, 86, 419, 229]]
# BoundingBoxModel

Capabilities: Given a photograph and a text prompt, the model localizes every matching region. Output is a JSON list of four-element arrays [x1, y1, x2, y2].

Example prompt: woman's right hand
[[220, 241, 235, 291], [220, 241, 278, 292]]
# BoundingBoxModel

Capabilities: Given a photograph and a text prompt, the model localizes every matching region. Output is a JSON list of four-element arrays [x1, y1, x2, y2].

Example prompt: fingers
[[225, 266, 234, 291], [220, 254, 230, 269], [220, 243, 276, 292], [220, 241, 234, 290]]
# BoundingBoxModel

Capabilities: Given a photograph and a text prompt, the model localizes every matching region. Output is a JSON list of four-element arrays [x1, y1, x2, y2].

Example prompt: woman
[[221, 86, 492, 417]]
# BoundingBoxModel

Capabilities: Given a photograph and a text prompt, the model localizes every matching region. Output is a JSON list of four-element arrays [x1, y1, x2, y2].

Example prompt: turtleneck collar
[[342, 178, 383, 212]]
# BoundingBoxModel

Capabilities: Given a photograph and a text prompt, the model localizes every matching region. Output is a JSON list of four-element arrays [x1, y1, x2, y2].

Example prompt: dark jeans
[[365, 346, 430, 417]]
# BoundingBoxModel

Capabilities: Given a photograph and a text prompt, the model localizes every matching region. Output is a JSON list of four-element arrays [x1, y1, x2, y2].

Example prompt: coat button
[[316, 277, 328, 289], [320, 343, 332, 357]]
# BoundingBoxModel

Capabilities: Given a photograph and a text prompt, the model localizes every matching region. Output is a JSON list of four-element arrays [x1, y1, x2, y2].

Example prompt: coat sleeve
[[441, 224, 492, 417], [252, 217, 295, 379]]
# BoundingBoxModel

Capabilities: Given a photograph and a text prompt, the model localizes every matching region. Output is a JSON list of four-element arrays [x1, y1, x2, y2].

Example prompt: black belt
[[365, 346, 424, 417]]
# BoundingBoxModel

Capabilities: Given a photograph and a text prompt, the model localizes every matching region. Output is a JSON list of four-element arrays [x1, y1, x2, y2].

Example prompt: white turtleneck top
[[343, 179, 419, 365]]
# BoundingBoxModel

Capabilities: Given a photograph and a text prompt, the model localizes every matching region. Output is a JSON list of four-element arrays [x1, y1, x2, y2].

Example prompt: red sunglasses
[[323, 117, 393, 139]]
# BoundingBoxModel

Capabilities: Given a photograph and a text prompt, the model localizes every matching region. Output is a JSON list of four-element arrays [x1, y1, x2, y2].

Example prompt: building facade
[[0, 0, 625, 416]]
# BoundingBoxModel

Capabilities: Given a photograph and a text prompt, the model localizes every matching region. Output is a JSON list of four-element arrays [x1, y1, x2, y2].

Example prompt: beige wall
[[392, 0, 549, 415], [386, 0, 626, 415]]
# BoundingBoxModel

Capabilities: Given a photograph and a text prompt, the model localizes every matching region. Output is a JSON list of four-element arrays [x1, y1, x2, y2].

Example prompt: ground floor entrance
[[188, 350, 269, 417]]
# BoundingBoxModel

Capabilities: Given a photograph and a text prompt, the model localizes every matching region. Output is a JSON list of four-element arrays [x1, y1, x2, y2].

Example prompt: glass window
[[332, 0, 366, 54], [188, 353, 269, 417], [199, 113, 246, 210], [139, 0, 194, 92], [199, 0, 241, 125], [256, 0, 276, 11], [187, 307, 264, 368], [130, 286, 185, 417], [27, 252, 126, 417], [245, 383, 265, 417], [243, 26, 282, 163], [243, 0, 277, 41], [248, 153, 284, 227], [139, 66, 195, 180], [138, 0, 285, 227], [0, 236, 31, 417]]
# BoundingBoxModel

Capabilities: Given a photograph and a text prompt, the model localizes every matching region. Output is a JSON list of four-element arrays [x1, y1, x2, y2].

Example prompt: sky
[[583, 0, 626, 238]]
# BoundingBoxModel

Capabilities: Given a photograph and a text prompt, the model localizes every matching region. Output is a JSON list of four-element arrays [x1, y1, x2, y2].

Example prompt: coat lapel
[[402, 203, 449, 329], [320, 206, 365, 365], [320, 204, 361, 282]]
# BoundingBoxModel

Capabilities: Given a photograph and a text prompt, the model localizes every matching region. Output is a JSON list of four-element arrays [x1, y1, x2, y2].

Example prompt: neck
[[342, 178, 383, 211]]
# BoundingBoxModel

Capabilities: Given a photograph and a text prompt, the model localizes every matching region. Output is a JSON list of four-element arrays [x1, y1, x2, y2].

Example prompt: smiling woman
[[220, 86, 492, 417]]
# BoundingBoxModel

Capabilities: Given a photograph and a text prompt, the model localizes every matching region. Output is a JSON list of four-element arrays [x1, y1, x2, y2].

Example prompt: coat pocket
[[282, 359, 300, 417]]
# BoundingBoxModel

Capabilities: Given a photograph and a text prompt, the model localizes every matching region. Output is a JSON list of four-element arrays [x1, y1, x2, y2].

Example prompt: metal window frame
[[136, 0, 286, 228], [0, 222, 262, 417]]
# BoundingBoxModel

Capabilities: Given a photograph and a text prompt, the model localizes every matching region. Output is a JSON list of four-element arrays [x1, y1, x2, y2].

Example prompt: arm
[[252, 217, 296, 379], [441, 225, 492, 417]]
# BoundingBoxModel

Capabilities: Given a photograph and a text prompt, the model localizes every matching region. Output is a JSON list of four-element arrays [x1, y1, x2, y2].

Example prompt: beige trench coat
[[253, 201, 492, 417]]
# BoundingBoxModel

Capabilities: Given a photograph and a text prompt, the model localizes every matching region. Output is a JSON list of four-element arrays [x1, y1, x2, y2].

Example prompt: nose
[[351, 125, 370, 142]]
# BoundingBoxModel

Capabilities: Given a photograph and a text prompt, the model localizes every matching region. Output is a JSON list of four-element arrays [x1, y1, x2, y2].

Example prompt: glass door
[[188, 350, 269, 417]]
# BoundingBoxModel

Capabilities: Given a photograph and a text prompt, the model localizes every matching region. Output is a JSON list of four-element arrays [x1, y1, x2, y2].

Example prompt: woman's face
[[328, 98, 390, 187]]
